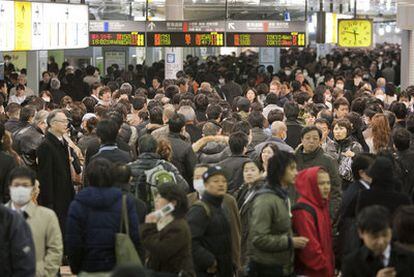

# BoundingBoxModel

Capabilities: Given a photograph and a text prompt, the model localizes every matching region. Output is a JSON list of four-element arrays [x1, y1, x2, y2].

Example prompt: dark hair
[[112, 163, 132, 184], [225, 71, 235, 82], [393, 128, 411, 151], [332, 118, 352, 137], [267, 151, 296, 187], [231, 121, 251, 136], [0, 122, 4, 144], [149, 106, 163, 125], [390, 102, 408, 120], [138, 134, 157, 153], [157, 183, 188, 218], [351, 97, 367, 115], [352, 153, 375, 180], [293, 91, 311, 105], [259, 143, 280, 171], [268, 110, 284, 125], [131, 96, 146, 111], [236, 98, 250, 113], [407, 114, 414, 133], [86, 158, 113, 187], [248, 111, 265, 129], [206, 104, 222, 121], [357, 205, 391, 234], [16, 84, 25, 91], [284, 101, 299, 120], [8, 166, 36, 186], [168, 113, 185, 133], [229, 131, 249, 155], [82, 97, 97, 113], [301, 125, 322, 139], [164, 85, 179, 99], [333, 97, 350, 110], [176, 77, 188, 87], [265, 93, 279, 105], [394, 206, 414, 244], [19, 105, 36, 122], [107, 111, 124, 130], [96, 119, 119, 144], [194, 93, 209, 111], [315, 117, 329, 127]]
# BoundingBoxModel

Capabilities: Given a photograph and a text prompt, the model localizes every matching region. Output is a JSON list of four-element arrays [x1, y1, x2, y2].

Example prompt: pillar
[[165, 0, 184, 79], [397, 2, 414, 89], [26, 51, 41, 95], [259, 48, 280, 72]]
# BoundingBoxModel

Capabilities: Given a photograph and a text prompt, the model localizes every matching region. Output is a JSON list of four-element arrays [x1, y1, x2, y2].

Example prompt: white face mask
[[42, 97, 51, 102], [193, 179, 205, 196], [10, 186, 33, 206], [336, 84, 344, 90], [303, 71, 308, 77], [315, 73, 320, 78], [219, 78, 225, 85], [285, 70, 292, 76], [376, 94, 385, 102]]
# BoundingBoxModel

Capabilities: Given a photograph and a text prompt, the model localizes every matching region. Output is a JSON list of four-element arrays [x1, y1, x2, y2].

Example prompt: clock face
[[338, 19, 373, 48]]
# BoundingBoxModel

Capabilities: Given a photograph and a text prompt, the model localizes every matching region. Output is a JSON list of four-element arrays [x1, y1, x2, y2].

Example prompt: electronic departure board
[[226, 32, 306, 47], [89, 32, 145, 47], [146, 32, 224, 47]]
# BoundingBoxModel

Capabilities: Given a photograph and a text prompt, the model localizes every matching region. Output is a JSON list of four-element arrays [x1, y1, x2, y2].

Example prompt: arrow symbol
[[22, 5, 25, 18], [148, 22, 156, 31], [228, 22, 235, 30]]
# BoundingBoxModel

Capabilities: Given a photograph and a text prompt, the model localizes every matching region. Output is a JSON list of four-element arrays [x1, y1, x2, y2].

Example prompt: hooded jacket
[[292, 167, 335, 277]]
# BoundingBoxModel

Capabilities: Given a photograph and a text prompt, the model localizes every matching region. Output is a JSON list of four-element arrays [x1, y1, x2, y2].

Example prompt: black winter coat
[[37, 132, 74, 231], [285, 119, 303, 149], [0, 150, 17, 203], [187, 192, 233, 277], [220, 81, 243, 104]]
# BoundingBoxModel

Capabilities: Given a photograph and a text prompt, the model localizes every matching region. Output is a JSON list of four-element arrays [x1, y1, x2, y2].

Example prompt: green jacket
[[247, 187, 294, 275], [295, 146, 342, 219]]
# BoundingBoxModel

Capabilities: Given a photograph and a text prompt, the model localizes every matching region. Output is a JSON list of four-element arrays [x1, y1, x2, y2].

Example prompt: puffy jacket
[[65, 187, 140, 274], [193, 136, 229, 165], [247, 185, 294, 276], [292, 167, 335, 277], [13, 124, 44, 167]]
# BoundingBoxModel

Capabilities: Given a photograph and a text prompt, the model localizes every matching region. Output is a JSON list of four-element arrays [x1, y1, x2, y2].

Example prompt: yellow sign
[[338, 19, 373, 48], [14, 1, 32, 51]]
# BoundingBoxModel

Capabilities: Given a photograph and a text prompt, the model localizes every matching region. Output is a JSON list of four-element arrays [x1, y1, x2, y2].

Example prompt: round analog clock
[[338, 19, 373, 48]]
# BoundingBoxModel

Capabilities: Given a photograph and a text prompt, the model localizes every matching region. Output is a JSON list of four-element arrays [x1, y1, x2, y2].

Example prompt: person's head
[[42, 71, 51, 83], [301, 126, 322, 153], [206, 104, 222, 122], [324, 74, 335, 88], [271, 121, 287, 140], [155, 183, 188, 219], [267, 109, 284, 125], [17, 74, 27, 86], [148, 106, 164, 125], [138, 134, 157, 153], [164, 85, 180, 99], [236, 98, 250, 113], [178, 105, 196, 124], [112, 163, 132, 185], [332, 118, 352, 141], [96, 119, 119, 145], [8, 167, 37, 206], [168, 113, 185, 134], [202, 122, 221, 136], [229, 131, 249, 155], [357, 205, 392, 256], [352, 153, 375, 183], [33, 110, 49, 133], [245, 88, 258, 103], [248, 111, 265, 129], [193, 164, 208, 195], [393, 128, 411, 152], [194, 93, 209, 112], [156, 139, 173, 162], [333, 97, 350, 119], [267, 151, 297, 187], [393, 206, 414, 246], [99, 86, 112, 105], [225, 71, 236, 82], [260, 143, 279, 170], [390, 102, 407, 121], [177, 77, 189, 93], [284, 101, 300, 120], [86, 158, 113, 187], [315, 117, 330, 141], [19, 105, 36, 124], [202, 166, 227, 196], [371, 113, 391, 152], [15, 84, 25, 96], [91, 82, 102, 97], [50, 78, 61, 90], [5, 103, 21, 119], [243, 161, 261, 184], [46, 109, 68, 136], [317, 168, 331, 199], [269, 80, 281, 95]]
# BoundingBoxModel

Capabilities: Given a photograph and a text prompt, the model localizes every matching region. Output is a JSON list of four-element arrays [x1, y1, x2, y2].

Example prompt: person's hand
[[145, 213, 159, 223], [343, 150, 355, 158], [207, 260, 218, 274], [376, 267, 396, 277], [292, 236, 309, 249]]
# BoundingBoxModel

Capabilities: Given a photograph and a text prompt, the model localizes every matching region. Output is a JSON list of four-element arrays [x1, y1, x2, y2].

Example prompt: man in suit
[[342, 205, 414, 277], [220, 71, 242, 104]]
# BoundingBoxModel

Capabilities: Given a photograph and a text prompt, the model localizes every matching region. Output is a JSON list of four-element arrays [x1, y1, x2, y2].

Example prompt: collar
[[156, 214, 174, 231], [202, 192, 224, 207], [98, 144, 118, 153], [359, 180, 370, 190]]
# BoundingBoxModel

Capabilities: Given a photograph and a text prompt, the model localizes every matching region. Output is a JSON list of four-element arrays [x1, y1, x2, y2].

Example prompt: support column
[[165, 0, 184, 80], [259, 48, 280, 72], [401, 30, 414, 89], [27, 51, 41, 95]]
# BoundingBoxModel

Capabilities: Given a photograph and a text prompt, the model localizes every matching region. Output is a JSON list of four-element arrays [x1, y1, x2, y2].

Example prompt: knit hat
[[202, 165, 226, 182]]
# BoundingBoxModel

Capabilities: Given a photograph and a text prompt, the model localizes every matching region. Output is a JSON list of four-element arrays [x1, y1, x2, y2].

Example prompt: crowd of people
[[2, 42, 414, 277]]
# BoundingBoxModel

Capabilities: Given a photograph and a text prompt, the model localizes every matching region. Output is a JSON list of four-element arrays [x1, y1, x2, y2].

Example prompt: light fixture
[[385, 25, 391, 33], [378, 27, 385, 36], [395, 27, 401, 33]]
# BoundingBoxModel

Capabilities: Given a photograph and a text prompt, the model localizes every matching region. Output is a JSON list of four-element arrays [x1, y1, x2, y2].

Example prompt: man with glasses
[[37, 109, 74, 234]]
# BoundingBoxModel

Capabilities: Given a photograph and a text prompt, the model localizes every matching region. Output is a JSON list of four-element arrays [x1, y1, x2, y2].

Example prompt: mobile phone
[[153, 203, 175, 220]]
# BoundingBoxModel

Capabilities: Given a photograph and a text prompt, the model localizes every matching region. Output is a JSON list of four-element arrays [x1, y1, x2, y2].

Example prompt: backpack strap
[[292, 202, 319, 239], [193, 200, 211, 218]]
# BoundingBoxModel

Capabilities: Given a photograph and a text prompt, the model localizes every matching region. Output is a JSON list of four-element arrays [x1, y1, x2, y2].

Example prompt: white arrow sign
[[228, 22, 235, 30], [148, 22, 156, 31]]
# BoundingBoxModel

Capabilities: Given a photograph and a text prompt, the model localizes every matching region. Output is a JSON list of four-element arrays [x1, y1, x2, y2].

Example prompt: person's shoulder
[[33, 205, 59, 219]]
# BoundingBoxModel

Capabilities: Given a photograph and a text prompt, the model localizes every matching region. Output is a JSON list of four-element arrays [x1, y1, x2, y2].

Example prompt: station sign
[[89, 21, 146, 47], [225, 21, 307, 47], [0, 0, 88, 51], [146, 21, 225, 47]]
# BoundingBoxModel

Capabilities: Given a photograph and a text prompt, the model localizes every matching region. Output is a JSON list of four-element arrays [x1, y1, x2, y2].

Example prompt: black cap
[[202, 165, 226, 182]]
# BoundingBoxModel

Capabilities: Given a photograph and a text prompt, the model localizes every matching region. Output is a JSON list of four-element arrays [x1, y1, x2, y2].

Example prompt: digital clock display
[[146, 32, 224, 47], [89, 32, 145, 47], [226, 32, 306, 47]]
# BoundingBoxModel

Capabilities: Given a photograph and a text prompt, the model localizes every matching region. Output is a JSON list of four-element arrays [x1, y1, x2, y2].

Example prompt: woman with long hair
[[257, 143, 280, 176], [3, 130, 22, 165], [366, 113, 391, 154]]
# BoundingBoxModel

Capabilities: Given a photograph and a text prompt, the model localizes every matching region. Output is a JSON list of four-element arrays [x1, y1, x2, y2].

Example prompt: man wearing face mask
[[5, 167, 63, 277]]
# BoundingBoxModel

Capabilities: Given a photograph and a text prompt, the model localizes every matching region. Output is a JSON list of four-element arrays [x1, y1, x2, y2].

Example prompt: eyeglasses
[[53, 119, 69, 124]]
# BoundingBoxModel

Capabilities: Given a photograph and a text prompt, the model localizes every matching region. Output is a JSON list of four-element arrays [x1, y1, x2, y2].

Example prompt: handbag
[[115, 194, 142, 266]]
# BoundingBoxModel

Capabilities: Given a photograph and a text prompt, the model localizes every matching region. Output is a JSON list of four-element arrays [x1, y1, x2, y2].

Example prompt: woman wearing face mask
[[6, 166, 63, 277], [141, 183, 195, 276], [332, 118, 363, 188], [235, 161, 265, 271]]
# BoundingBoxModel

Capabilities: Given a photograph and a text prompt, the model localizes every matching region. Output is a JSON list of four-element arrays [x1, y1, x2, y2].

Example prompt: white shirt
[[8, 94, 26, 105], [382, 244, 391, 267], [11, 201, 29, 212]]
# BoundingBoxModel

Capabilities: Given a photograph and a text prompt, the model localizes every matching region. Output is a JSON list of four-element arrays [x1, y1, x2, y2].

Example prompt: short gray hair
[[50, 78, 60, 90], [46, 109, 65, 127], [120, 82, 133, 94], [33, 110, 49, 125], [178, 105, 196, 122], [271, 121, 287, 136]]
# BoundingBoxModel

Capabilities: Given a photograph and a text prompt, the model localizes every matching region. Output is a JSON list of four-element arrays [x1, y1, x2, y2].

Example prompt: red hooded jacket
[[292, 167, 335, 277]]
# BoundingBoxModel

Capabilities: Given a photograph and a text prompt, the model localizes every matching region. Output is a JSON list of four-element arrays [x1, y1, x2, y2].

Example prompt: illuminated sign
[[89, 32, 145, 46], [226, 32, 306, 47], [146, 32, 224, 47]]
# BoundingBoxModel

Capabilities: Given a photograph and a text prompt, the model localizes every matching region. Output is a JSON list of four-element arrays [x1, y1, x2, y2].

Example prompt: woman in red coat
[[292, 166, 335, 277]]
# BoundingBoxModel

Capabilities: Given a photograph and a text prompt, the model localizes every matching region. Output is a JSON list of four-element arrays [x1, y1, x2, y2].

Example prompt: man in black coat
[[178, 105, 202, 143], [0, 123, 17, 203], [0, 205, 36, 276], [37, 110, 74, 232], [393, 128, 414, 199], [166, 113, 197, 186], [284, 101, 303, 149], [342, 205, 414, 277], [220, 71, 242, 104]]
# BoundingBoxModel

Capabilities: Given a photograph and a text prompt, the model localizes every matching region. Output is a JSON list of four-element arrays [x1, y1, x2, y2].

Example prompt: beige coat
[[6, 201, 63, 277]]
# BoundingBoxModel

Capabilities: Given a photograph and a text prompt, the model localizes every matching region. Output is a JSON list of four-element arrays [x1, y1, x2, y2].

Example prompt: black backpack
[[292, 202, 319, 239]]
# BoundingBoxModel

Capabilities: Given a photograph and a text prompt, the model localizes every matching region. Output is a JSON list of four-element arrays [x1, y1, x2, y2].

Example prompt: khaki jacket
[[6, 201, 63, 277]]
